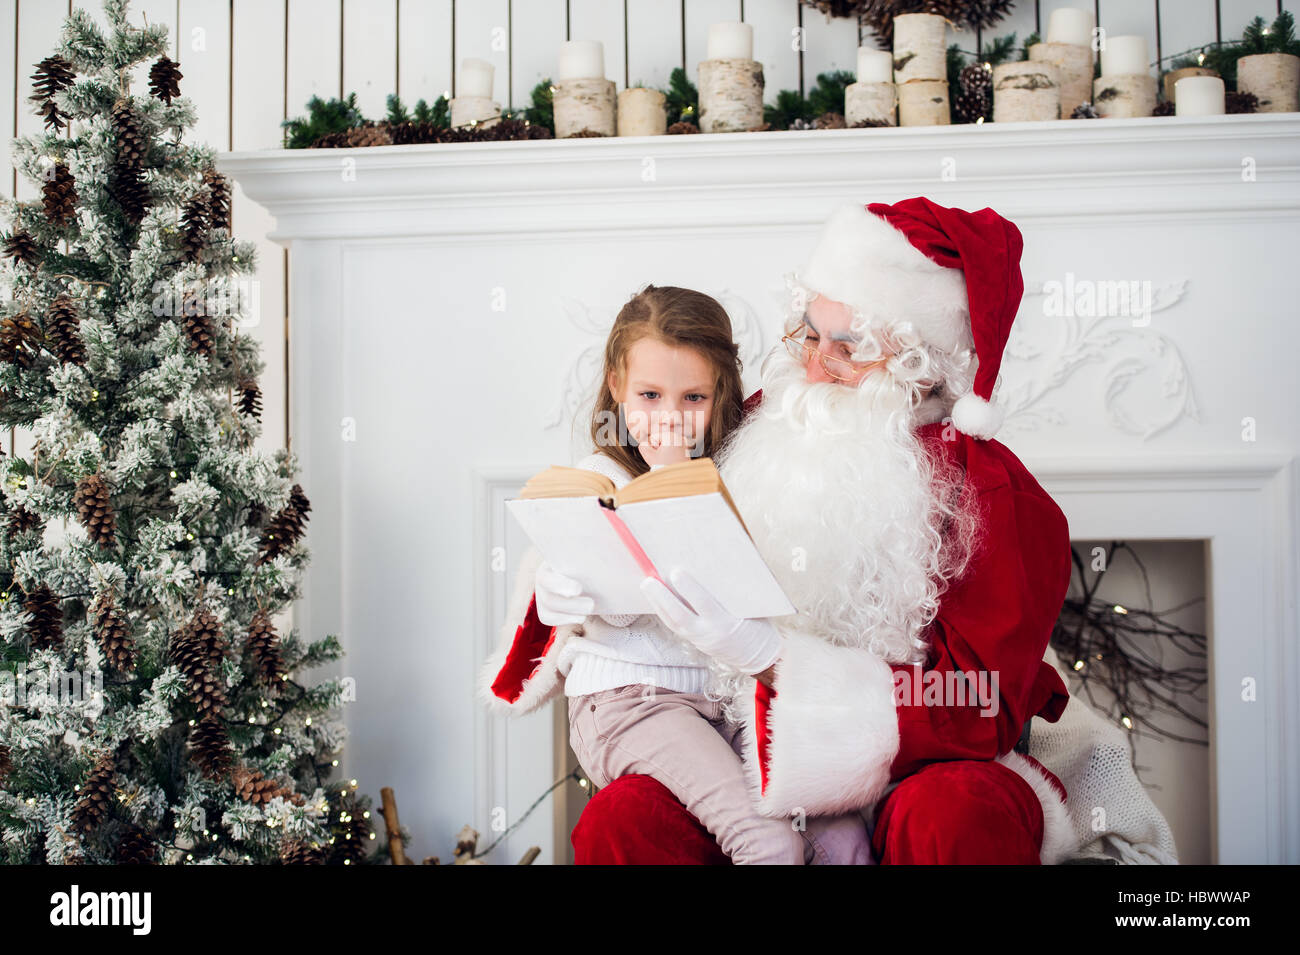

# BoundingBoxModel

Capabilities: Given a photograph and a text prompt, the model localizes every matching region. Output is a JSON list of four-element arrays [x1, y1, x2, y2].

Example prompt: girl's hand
[[639, 566, 783, 675], [635, 420, 692, 468], [534, 561, 594, 626]]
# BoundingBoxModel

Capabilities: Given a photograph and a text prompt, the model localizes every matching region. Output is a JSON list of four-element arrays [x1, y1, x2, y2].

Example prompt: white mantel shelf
[[220, 111, 1300, 866], [221, 113, 1300, 240]]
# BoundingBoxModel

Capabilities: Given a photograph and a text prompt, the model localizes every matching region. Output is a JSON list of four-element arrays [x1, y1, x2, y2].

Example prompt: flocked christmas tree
[[0, 0, 373, 864]]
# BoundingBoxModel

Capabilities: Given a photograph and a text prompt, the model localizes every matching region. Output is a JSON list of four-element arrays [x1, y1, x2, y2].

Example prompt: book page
[[615, 492, 796, 619], [505, 497, 653, 613]]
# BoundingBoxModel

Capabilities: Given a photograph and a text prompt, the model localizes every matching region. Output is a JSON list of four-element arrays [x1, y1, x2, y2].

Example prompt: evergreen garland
[[1166, 11, 1300, 93]]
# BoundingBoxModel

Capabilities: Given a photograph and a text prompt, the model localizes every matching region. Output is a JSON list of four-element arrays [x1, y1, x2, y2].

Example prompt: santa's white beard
[[716, 349, 971, 665]]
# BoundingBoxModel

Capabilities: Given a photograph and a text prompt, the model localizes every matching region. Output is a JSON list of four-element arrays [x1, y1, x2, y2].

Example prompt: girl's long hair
[[588, 284, 746, 478]]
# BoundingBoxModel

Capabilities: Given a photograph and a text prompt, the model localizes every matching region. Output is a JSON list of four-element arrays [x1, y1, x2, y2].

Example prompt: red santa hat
[[795, 196, 1025, 440]]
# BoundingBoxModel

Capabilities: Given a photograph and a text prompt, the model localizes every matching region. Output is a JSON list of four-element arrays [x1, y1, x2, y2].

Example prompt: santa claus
[[484, 196, 1179, 864]]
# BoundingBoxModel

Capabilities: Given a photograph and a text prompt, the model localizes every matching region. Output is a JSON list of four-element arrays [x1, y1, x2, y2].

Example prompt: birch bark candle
[[1174, 75, 1225, 116], [898, 79, 949, 126], [1046, 8, 1092, 47], [1236, 52, 1300, 112], [892, 13, 947, 84], [698, 22, 764, 133], [554, 41, 616, 137], [992, 60, 1061, 121], [617, 87, 667, 136], [1093, 74, 1156, 117], [846, 47, 897, 125], [1100, 35, 1148, 78], [1164, 66, 1218, 104], [450, 58, 500, 128], [845, 82, 897, 125], [1028, 42, 1093, 117], [1094, 35, 1155, 118], [857, 48, 893, 83]]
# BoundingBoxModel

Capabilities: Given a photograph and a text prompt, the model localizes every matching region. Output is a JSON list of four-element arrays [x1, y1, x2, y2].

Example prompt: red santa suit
[[482, 197, 1083, 863], [481, 387, 1077, 864]]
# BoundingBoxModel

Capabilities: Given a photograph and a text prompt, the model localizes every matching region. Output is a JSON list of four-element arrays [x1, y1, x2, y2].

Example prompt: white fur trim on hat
[[798, 202, 973, 355], [951, 391, 1005, 441]]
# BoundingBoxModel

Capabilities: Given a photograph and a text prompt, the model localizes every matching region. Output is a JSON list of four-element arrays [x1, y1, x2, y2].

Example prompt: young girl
[[480, 283, 867, 863]]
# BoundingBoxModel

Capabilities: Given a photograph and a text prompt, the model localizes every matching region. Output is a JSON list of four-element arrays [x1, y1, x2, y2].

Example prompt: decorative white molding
[[1002, 278, 1198, 440], [222, 114, 1300, 240]]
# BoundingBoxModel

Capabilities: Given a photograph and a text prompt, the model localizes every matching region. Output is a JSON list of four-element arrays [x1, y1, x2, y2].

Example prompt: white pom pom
[[951, 392, 1004, 440]]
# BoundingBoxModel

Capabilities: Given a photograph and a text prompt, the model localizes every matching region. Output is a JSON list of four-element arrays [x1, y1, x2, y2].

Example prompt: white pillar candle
[[1101, 35, 1148, 76], [558, 40, 604, 80], [1047, 8, 1093, 47], [857, 47, 893, 83], [707, 22, 753, 60], [1175, 75, 1225, 115], [458, 58, 493, 98]]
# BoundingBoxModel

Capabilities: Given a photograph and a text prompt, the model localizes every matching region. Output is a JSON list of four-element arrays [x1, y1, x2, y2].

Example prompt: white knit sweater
[[555, 452, 713, 697]]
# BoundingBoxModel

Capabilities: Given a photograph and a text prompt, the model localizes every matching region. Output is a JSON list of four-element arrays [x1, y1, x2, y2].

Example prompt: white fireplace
[[222, 113, 1300, 865]]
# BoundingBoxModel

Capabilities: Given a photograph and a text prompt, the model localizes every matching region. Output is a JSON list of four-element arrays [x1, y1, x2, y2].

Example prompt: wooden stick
[[379, 787, 410, 865]]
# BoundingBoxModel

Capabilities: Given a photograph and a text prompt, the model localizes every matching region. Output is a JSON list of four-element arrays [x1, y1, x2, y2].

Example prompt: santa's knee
[[871, 760, 1044, 865]]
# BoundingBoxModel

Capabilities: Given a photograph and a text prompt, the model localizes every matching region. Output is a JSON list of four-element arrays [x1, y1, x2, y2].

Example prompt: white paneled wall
[[3, 1, 1297, 459]]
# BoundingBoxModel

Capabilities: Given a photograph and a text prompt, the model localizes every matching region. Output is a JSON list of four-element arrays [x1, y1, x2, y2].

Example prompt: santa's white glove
[[639, 566, 782, 676], [534, 562, 594, 626]]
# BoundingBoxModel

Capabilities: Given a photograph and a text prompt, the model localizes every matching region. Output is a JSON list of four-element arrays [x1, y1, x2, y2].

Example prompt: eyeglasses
[[781, 323, 892, 382]]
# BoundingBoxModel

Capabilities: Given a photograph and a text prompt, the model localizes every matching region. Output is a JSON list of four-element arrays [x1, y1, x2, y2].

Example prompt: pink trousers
[[567, 683, 873, 865]]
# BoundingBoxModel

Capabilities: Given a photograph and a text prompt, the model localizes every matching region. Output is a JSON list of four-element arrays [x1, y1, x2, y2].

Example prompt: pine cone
[[954, 62, 993, 124], [188, 604, 229, 666], [189, 716, 234, 779], [116, 823, 157, 864], [30, 55, 75, 132], [42, 162, 78, 227], [1069, 101, 1099, 119], [329, 793, 370, 865], [666, 121, 700, 134], [3, 229, 41, 268], [232, 766, 306, 806], [812, 111, 846, 129], [0, 309, 41, 368], [92, 591, 135, 673], [180, 194, 210, 262], [71, 748, 118, 833], [108, 158, 149, 225], [182, 288, 215, 358], [280, 839, 326, 865], [257, 484, 311, 564], [6, 504, 43, 537], [148, 55, 182, 105], [74, 471, 117, 548], [322, 121, 393, 148], [203, 169, 231, 231], [1225, 91, 1258, 114], [169, 614, 229, 719], [0, 743, 12, 781], [245, 608, 287, 693], [849, 118, 891, 127], [46, 294, 86, 365], [237, 375, 262, 419], [1153, 100, 1175, 116], [23, 584, 63, 651], [111, 98, 147, 170]]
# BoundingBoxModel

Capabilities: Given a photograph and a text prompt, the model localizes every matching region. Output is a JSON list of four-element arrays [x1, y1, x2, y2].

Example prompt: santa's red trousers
[[571, 758, 1050, 865]]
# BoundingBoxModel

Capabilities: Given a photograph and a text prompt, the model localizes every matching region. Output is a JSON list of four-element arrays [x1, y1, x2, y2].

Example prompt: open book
[[506, 456, 796, 618]]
